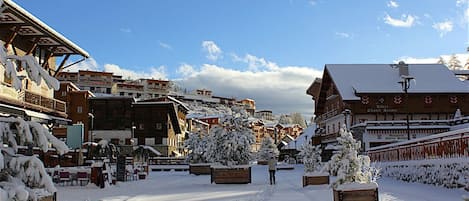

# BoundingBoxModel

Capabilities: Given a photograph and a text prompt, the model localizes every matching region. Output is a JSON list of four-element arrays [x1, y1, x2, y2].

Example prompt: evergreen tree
[[185, 131, 208, 163], [290, 113, 307, 128], [0, 26, 68, 200], [257, 136, 279, 161], [298, 143, 322, 173], [204, 107, 255, 166], [278, 114, 292, 125], [326, 125, 376, 188], [448, 54, 462, 70]]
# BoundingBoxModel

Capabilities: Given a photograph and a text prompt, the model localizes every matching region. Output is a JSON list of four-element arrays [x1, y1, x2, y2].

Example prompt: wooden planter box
[[211, 166, 251, 184], [257, 160, 268, 165], [302, 175, 329, 187], [38, 193, 56, 201], [189, 164, 212, 175], [333, 187, 378, 201]]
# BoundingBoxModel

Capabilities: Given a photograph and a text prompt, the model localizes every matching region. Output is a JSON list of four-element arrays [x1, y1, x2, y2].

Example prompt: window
[[119, 92, 124, 96], [156, 123, 163, 130], [77, 106, 83, 113], [139, 123, 144, 130], [61, 91, 66, 97]]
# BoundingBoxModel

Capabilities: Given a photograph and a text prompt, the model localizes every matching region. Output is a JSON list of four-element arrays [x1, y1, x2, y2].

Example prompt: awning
[[24, 110, 71, 125], [0, 103, 26, 117]]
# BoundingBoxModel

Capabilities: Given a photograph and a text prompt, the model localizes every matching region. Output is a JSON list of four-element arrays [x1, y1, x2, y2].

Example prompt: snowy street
[[58, 165, 467, 201]]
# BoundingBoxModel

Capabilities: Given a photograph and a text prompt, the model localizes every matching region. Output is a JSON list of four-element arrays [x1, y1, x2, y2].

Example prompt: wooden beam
[[4, 26, 20, 48], [26, 37, 40, 55], [53, 54, 70, 77], [42, 47, 56, 69]]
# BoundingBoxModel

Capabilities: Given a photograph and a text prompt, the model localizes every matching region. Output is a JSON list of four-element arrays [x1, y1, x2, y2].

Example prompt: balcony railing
[[18, 90, 66, 113]]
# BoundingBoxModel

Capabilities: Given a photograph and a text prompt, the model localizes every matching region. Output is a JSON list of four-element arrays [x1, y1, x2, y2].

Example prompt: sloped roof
[[325, 64, 469, 101]]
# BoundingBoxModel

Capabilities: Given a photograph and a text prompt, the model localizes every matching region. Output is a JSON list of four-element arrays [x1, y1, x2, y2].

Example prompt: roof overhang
[[1, 0, 89, 58]]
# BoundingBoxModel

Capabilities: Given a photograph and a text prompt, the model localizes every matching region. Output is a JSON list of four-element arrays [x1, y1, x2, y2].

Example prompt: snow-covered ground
[[58, 165, 467, 201]]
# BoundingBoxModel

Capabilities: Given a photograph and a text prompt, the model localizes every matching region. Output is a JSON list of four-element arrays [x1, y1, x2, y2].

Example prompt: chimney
[[398, 61, 409, 76]]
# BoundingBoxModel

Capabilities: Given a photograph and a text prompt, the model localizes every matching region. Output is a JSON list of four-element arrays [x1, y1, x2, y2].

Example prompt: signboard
[[66, 124, 83, 149]]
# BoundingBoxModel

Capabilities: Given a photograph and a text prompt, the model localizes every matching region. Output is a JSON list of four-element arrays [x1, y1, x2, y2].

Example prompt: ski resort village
[[0, 0, 469, 201]]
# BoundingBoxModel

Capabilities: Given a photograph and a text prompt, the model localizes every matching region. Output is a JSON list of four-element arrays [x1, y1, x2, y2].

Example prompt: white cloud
[[202, 41, 223, 61], [158, 41, 172, 50], [457, 0, 469, 7], [395, 53, 469, 64], [384, 13, 416, 28], [432, 20, 453, 37], [63, 58, 100, 72], [120, 28, 132, 33], [387, 0, 399, 8], [309, 0, 317, 6], [103, 64, 167, 80], [176, 58, 322, 118], [232, 53, 279, 71], [335, 32, 351, 38], [177, 63, 196, 77]]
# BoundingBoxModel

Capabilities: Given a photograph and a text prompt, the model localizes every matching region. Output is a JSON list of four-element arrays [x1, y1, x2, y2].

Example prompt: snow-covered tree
[[257, 136, 279, 161], [290, 113, 307, 128], [0, 4, 68, 197], [325, 125, 377, 188], [0, 117, 69, 201], [437, 56, 446, 65], [298, 143, 322, 173], [447, 54, 462, 70], [204, 107, 255, 166], [184, 132, 208, 163], [278, 114, 292, 125]]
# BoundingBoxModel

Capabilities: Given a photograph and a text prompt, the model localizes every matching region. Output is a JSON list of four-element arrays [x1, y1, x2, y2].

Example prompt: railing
[[18, 90, 66, 113], [368, 128, 469, 162]]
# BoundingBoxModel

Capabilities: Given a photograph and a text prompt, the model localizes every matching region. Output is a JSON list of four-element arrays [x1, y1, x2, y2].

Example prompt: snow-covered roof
[[3, 0, 89, 57], [167, 96, 190, 111], [282, 125, 316, 150], [325, 64, 469, 101]]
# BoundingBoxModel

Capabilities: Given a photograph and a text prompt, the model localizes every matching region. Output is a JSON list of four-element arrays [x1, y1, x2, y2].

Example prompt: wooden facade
[[309, 64, 469, 152]]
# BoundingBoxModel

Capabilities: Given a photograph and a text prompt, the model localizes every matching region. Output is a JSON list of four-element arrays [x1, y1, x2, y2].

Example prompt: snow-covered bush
[[184, 131, 208, 163], [298, 143, 322, 173], [380, 159, 468, 188], [0, 117, 69, 201], [257, 136, 279, 161], [204, 107, 255, 166], [325, 125, 378, 188]]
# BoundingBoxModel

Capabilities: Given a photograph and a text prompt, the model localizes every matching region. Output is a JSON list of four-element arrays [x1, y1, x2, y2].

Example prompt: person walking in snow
[[268, 156, 277, 185]]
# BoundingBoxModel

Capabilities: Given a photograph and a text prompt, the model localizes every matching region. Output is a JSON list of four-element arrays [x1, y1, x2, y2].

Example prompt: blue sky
[[13, 0, 469, 119]]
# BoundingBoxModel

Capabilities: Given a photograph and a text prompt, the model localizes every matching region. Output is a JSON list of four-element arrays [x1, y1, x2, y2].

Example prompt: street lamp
[[131, 124, 136, 146], [398, 76, 414, 140], [88, 113, 94, 142], [342, 109, 351, 131]]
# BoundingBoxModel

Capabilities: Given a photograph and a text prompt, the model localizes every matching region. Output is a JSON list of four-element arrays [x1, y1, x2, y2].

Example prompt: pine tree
[[204, 107, 255, 166], [290, 113, 307, 128], [185, 131, 208, 163], [0, 20, 67, 200], [278, 114, 292, 125], [257, 136, 279, 161], [326, 125, 377, 188], [298, 143, 322, 173], [448, 54, 462, 70]]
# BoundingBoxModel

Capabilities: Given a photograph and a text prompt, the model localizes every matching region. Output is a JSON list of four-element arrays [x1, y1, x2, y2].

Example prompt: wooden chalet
[[308, 63, 469, 152], [0, 0, 88, 124]]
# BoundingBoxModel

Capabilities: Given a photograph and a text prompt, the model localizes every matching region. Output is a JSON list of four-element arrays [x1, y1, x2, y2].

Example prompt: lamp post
[[342, 109, 351, 131], [131, 125, 136, 146], [398, 76, 414, 140], [88, 113, 94, 142]]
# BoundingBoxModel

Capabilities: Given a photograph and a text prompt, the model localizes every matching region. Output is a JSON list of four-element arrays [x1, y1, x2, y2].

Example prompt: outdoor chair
[[76, 172, 89, 186], [59, 171, 71, 186]]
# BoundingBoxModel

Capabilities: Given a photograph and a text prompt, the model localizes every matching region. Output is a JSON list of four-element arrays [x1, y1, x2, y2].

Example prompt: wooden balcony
[[18, 90, 67, 114]]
